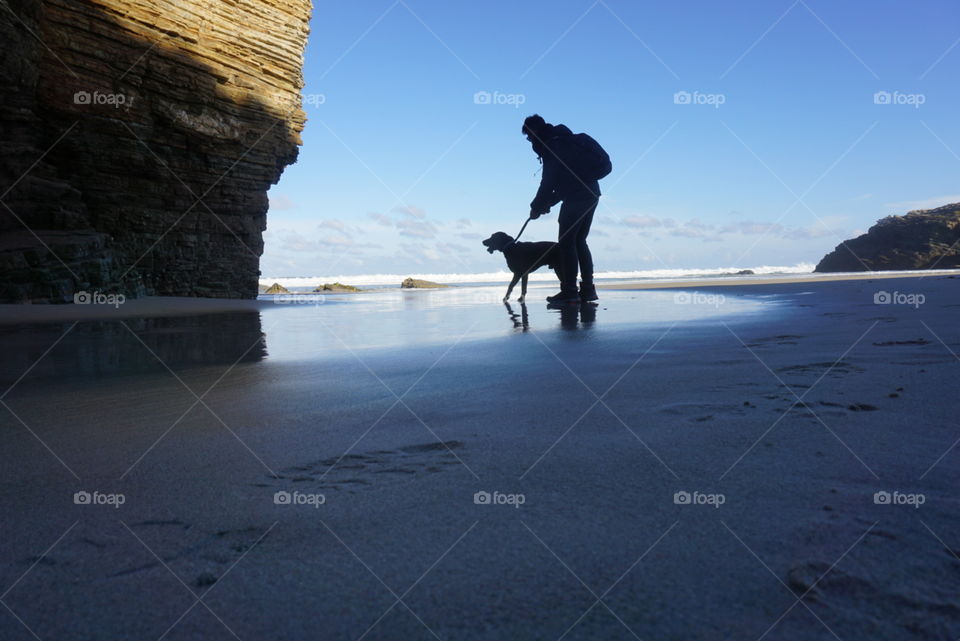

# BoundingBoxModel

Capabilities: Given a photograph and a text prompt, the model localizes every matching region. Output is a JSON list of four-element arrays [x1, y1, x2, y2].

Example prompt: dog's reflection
[[506, 300, 598, 331], [503, 301, 529, 331]]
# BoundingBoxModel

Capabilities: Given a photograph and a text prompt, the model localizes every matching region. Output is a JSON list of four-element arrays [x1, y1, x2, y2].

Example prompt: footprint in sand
[[262, 440, 467, 493], [776, 361, 865, 377], [658, 402, 750, 423], [104, 521, 273, 590]]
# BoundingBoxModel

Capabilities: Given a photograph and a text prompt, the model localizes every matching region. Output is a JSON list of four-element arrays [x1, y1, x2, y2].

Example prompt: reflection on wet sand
[[503, 301, 529, 331], [0, 312, 266, 386], [551, 301, 597, 330], [503, 300, 599, 331]]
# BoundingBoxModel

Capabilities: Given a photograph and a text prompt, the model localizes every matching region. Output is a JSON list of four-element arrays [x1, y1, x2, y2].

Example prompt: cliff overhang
[[1, 0, 312, 302]]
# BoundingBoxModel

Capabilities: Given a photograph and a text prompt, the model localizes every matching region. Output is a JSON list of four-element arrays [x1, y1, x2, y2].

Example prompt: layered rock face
[[1, 0, 311, 302], [816, 203, 960, 272]]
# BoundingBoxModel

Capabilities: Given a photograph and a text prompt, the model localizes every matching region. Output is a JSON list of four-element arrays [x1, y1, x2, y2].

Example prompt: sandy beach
[[2, 273, 959, 640]]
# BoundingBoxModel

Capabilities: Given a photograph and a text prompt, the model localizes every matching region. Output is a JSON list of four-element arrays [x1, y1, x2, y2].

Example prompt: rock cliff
[[815, 203, 960, 272], [0, 0, 311, 302]]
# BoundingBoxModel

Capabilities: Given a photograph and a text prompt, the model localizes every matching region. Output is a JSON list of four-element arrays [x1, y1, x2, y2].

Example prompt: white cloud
[[278, 230, 317, 252], [318, 219, 349, 233], [396, 219, 437, 239], [367, 212, 392, 227], [436, 241, 469, 253], [622, 215, 665, 228], [399, 242, 441, 262], [719, 220, 835, 240], [392, 205, 427, 219], [782, 225, 834, 240], [319, 232, 353, 247], [670, 226, 712, 238], [269, 194, 296, 211], [883, 195, 960, 212], [721, 221, 783, 235]]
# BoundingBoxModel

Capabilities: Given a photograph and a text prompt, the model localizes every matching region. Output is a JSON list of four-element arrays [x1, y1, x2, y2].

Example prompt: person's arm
[[530, 154, 561, 217]]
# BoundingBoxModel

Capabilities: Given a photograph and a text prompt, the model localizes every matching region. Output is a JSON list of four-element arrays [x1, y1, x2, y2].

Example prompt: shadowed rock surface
[[0, 0, 312, 302], [816, 203, 960, 272]]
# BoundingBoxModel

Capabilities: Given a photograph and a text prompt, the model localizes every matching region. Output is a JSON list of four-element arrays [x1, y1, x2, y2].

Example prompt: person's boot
[[546, 289, 580, 304], [579, 281, 598, 302]]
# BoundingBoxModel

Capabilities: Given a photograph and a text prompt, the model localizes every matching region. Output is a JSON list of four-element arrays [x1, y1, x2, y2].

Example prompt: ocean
[[259, 263, 817, 291]]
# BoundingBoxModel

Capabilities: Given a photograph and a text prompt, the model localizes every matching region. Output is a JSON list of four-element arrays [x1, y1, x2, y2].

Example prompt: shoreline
[[600, 269, 960, 290], [0, 270, 956, 325]]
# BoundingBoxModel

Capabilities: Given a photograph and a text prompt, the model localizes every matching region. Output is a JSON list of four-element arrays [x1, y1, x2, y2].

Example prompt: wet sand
[[1, 275, 959, 640], [600, 268, 960, 290]]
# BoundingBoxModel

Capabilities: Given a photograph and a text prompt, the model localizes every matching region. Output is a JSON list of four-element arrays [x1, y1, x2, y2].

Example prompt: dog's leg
[[504, 273, 521, 302], [519, 274, 528, 303]]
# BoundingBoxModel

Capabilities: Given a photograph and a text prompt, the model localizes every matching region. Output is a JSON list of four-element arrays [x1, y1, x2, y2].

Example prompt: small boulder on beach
[[264, 283, 290, 294], [314, 282, 361, 293], [401, 278, 447, 289]]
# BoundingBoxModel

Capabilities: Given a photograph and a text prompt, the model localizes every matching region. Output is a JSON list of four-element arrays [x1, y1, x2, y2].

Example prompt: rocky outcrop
[[264, 282, 289, 294], [816, 203, 960, 272], [401, 278, 447, 289], [0, 0, 312, 302], [314, 282, 361, 293]]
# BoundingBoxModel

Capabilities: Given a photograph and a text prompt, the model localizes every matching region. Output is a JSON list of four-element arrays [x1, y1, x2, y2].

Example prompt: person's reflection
[[503, 301, 529, 331], [551, 302, 598, 330]]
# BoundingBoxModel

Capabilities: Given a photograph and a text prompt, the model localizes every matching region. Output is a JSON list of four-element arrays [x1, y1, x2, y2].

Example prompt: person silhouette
[[522, 114, 610, 304]]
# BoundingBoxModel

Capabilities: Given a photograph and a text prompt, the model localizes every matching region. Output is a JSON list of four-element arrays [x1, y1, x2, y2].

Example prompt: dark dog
[[482, 232, 563, 302]]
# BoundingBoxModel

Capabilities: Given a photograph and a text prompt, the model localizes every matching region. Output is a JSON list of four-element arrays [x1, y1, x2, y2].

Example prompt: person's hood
[[546, 123, 573, 139]]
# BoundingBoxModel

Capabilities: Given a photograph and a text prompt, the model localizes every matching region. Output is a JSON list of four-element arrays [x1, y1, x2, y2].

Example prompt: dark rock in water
[[0, 0, 311, 302], [401, 278, 448, 289], [735, 269, 755, 275], [314, 282, 361, 293], [264, 283, 290, 295], [815, 203, 960, 272]]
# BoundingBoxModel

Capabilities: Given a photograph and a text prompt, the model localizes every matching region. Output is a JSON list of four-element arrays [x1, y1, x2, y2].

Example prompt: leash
[[505, 216, 533, 248]]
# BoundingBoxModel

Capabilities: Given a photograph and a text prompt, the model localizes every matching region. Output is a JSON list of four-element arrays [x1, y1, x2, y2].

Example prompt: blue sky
[[262, 0, 960, 278]]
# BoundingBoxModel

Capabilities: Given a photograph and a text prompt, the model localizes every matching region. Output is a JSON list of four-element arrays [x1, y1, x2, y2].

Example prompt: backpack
[[558, 133, 612, 182]]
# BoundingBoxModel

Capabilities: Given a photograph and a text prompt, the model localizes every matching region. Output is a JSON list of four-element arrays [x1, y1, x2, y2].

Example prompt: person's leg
[[555, 200, 582, 295], [575, 198, 597, 285]]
